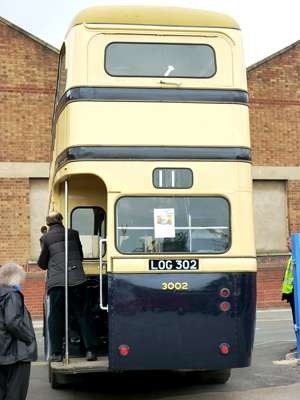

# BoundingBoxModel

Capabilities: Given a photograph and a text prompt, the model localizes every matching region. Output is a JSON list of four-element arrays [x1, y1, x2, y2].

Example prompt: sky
[[0, 0, 299, 66]]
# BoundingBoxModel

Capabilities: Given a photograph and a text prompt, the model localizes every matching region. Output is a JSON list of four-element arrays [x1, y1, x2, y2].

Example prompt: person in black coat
[[39, 225, 47, 248], [38, 211, 97, 362], [0, 262, 37, 400]]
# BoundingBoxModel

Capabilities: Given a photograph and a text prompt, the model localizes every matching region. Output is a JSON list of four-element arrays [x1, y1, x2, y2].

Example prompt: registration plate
[[149, 259, 199, 271]]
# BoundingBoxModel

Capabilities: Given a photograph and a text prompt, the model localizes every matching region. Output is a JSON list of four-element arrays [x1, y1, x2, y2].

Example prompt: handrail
[[64, 179, 69, 364], [99, 238, 108, 311]]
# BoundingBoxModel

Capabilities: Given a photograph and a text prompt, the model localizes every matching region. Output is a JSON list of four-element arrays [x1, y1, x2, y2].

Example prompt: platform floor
[[51, 357, 109, 374]]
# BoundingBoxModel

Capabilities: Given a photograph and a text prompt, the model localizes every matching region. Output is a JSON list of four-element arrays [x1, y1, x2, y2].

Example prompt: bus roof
[[70, 6, 240, 30]]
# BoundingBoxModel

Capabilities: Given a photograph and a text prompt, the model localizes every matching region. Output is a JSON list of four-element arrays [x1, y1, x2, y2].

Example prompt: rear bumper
[[108, 272, 256, 370]]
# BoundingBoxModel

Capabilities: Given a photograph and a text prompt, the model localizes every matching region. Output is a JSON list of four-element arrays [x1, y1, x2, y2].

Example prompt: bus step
[[50, 356, 109, 374]]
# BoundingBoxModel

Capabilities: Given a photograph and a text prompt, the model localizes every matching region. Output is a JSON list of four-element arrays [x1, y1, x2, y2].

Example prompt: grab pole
[[291, 233, 300, 358], [99, 238, 108, 311], [64, 180, 69, 364]]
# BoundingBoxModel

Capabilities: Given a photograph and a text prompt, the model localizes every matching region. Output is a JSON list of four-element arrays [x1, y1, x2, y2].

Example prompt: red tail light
[[118, 344, 130, 357], [219, 288, 231, 298], [219, 343, 230, 355], [220, 301, 231, 312]]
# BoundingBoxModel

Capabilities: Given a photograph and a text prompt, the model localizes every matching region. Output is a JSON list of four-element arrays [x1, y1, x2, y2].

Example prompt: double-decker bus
[[47, 5, 256, 388]]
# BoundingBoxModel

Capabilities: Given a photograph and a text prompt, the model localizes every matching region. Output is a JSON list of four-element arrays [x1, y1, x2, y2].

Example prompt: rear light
[[219, 288, 231, 298], [118, 344, 130, 357], [220, 301, 231, 312], [219, 343, 230, 355]]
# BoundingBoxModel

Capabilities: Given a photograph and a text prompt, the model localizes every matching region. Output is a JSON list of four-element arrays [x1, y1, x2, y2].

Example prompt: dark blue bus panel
[[108, 272, 256, 370]]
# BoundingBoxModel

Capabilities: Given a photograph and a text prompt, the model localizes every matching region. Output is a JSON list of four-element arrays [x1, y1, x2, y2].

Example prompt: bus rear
[[48, 6, 256, 385]]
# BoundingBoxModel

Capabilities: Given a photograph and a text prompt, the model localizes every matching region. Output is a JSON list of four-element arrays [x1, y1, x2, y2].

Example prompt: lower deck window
[[71, 207, 105, 258], [116, 197, 230, 254]]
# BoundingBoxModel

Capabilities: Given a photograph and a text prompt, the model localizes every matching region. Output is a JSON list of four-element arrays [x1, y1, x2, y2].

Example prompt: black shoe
[[50, 354, 63, 362], [86, 350, 97, 361]]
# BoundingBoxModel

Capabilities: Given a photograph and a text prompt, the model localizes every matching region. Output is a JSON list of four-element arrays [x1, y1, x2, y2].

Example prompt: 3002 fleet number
[[162, 282, 189, 290]]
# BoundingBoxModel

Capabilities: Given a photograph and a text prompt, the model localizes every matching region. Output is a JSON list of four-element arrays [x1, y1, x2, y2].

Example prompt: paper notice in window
[[154, 208, 175, 238]]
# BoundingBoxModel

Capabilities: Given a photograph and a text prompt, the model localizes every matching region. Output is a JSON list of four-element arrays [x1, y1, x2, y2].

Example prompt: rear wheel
[[200, 368, 231, 384], [48, 363, 67, 389]]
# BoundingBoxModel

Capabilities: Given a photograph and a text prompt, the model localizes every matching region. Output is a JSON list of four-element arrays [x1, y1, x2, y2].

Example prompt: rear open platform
[[50, 356, 109, 374]]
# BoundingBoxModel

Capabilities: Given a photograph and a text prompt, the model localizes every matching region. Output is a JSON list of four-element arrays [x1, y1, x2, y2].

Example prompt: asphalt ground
[[28, 309, 300, 399]]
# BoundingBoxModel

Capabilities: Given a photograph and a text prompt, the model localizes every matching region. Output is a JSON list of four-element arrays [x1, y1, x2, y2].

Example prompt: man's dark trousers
[[0, 362, 30, 400], [48, 283, 96, 355]]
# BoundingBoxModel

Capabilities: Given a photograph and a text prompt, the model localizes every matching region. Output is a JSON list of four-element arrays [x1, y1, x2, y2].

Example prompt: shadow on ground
[[29, 342, 300, 400]]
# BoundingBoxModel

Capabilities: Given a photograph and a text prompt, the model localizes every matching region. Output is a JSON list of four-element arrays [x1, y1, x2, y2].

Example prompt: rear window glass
[[116, 196, 230, 254], [105, 43, 216, 78], [153, 168, 193, 188]]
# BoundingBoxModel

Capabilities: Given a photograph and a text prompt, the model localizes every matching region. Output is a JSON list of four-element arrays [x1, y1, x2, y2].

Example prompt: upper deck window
[[105, 43, 216, 78], [55, 45, 67, 105]]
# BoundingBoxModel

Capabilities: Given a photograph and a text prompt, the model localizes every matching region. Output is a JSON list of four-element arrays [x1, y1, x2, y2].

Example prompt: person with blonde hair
[[0, 263, 37, 400]]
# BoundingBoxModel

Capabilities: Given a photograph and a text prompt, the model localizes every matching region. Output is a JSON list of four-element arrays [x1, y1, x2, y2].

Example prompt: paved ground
[[28, 309, 300, 399]]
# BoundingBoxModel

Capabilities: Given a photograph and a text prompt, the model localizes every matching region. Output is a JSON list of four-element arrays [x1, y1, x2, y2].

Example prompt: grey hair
[[0, 263, 26, 286]]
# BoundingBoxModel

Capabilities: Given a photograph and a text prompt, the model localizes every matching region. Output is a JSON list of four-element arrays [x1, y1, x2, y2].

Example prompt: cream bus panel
[[68, 175, 106, 259], [53, 161, 255, 259], [53, 102, 250, 158], [64, 25, 247, 90], [70, 6, 240, 31], [108, 191, 256, 260], [54, 161, 252, 197], [111, 258, 256, 273], [88, 33, 233, 88]]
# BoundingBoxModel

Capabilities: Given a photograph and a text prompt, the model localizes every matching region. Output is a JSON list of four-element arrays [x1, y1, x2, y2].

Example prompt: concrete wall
[[29, 179, 49, 260], [253, 181, 288, 253]]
